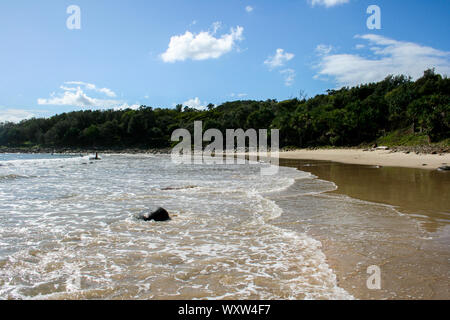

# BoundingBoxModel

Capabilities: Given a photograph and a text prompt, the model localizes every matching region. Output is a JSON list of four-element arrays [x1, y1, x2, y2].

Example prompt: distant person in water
[[90, 152, 101, 161]]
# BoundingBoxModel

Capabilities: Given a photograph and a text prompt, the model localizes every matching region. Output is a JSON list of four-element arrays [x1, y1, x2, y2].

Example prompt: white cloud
[[113, 103, 141, 111], [264, 49, 296, 86], [309, 0, 350, 8], [280, 69, 296, 86], [230, 93, 248, 98], [315, 34, 450, 87], [161, 26, 244, 62], [38, 82, 136, 109], [264, 49, 295, 69], [0, 108, 36, 123], [245, 6, 254, 13], [315, 44, 333, 55], [38, 88, 117, 108], [64, 81, 116, 97], [183, 97, 207, 110]]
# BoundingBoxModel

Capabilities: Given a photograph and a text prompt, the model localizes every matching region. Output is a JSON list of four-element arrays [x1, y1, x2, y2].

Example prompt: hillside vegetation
[[1, 70, 449, 150]]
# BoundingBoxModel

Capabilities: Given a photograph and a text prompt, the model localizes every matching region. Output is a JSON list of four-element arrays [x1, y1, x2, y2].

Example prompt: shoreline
[[276, 158, 450, 299], [0, 147, 173, 155], [2, 147, 450, 170], [1, 151, 448, 299], [277, 148, 450, 170]]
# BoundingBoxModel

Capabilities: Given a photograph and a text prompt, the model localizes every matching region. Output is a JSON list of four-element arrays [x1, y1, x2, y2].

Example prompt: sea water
[[0, 153, 355, 299]]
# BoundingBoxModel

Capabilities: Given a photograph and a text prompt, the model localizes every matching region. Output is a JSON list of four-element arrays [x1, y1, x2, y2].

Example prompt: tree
[[0, 70, 448, 149], [81, 125, 100, 147]]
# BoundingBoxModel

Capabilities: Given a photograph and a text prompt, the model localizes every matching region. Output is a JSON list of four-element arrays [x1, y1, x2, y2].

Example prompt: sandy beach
[[276, 157, 450, 299], [277, 149, 450, 170], [0, 152, 448, 299]]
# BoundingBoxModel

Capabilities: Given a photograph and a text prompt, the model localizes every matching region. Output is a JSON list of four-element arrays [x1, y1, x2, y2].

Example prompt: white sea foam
[[0, 155, 89, 167], [0, 154, 353, 300]]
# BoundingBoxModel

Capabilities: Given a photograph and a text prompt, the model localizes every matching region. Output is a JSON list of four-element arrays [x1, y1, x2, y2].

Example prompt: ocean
[[0, 153, 448, 299], [0, 153, 354, 299]]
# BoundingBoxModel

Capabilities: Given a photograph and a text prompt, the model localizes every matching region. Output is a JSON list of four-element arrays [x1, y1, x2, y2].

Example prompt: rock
[[438, 166, 450, 171], [376, 146, 389, 151], [138, 207, 171, 222], [162, 186, 196, 191]]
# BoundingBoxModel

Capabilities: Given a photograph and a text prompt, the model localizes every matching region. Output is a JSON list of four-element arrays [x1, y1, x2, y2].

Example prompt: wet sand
[[277, 158, 450, 300], [279, 149, 450, 170]]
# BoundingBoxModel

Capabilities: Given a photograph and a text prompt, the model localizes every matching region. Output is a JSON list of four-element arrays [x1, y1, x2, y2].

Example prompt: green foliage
[[377, 129, 430, 147], [0, 70, 448, 149]]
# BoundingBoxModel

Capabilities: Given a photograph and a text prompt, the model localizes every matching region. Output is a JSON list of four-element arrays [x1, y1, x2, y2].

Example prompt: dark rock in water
[[138, 207, 171, 222], [161, 185, 196, 191], [438, 166, 450, 171]]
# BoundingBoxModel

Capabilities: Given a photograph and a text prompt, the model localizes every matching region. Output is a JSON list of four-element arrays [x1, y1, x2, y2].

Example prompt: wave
[[167, 166, 354, 299], [243, 179, 354, 299], [161, 185, 197, 191], [0, 174, 32, 181], [0, 155, 89, 167], [0, 154, 354, 300]]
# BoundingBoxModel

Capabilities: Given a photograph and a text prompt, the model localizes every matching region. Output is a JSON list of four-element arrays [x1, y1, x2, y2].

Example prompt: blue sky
[[0, 0, 449, 122]]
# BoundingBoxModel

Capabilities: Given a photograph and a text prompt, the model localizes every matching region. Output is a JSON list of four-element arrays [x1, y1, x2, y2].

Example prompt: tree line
[[1, 70, 449, 149]]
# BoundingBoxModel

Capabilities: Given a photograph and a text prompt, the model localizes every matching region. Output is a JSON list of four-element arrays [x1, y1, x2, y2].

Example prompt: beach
[[0, 152, 448, 300], [278, 148, 450, 170], [275, 154, 450, 299]]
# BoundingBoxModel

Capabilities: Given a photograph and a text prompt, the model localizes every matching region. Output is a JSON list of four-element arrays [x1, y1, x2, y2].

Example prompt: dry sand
[[277, 149, 450, 170]]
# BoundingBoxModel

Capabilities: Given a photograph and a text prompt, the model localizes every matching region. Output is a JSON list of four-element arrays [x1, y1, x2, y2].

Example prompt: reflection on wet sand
[[276, 158, 450, 300], [281, 159, 450, 233]]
